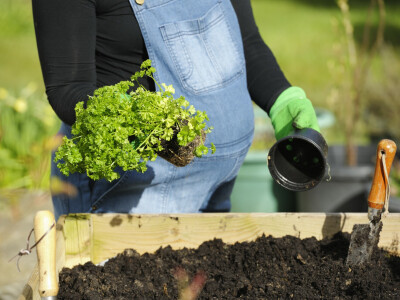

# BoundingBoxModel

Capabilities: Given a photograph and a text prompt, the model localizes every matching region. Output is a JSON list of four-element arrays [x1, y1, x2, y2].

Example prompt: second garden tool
[[346, 139, 397, 266], [34, 210, 58, 299]]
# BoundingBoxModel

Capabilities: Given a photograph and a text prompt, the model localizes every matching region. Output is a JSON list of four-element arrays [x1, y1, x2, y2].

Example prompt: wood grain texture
[[63, 214, 92, 268], [20, 212, 400, 300], [82, 213, 400, 264]]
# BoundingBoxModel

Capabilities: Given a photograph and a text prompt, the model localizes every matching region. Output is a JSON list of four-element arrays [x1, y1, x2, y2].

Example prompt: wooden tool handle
[[34, 210, 58, 297], [367, 139, 397, 210]]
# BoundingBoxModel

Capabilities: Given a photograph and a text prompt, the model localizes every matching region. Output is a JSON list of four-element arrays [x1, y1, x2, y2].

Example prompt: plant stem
[[338, 0, 386, 166], [137, 125, 161, 150], [149, 75, 164, 92]]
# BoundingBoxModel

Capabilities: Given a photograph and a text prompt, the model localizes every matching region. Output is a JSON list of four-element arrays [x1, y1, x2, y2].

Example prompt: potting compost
[[57, 232, 399, 299]]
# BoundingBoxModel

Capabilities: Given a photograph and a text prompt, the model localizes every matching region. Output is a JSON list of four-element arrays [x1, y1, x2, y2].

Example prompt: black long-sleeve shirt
[[32, 0, 291, 126]]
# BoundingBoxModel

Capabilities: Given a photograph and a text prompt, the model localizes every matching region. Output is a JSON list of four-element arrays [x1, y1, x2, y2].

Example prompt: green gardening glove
[[269, 86, 320, 141]]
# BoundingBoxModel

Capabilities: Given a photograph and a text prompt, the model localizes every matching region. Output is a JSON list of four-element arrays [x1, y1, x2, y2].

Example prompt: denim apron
[[51, 0, 254, 220]]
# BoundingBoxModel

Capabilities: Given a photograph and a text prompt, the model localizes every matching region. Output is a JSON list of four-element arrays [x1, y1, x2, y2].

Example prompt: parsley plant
[[54, 60, 215, 181]]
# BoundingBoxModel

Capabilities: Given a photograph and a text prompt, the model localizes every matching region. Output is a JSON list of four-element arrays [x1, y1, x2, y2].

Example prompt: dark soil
[[58, 232, 400, 300], [157, 127, 206, 167]]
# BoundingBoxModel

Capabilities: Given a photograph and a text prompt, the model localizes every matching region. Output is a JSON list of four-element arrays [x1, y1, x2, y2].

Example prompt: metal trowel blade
[[346, 219, 383, 266]]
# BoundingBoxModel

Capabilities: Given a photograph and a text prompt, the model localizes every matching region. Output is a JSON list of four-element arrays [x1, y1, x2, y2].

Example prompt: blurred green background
[[1, 0, 400, 205]]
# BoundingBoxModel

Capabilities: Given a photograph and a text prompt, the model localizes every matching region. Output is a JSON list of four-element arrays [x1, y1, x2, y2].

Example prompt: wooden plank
[[63, 214, 92, 268], [20, 212, 400, 299], [89, 213, 400, 265]]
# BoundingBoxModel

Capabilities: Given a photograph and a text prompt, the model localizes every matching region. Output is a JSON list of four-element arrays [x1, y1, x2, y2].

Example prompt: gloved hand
[[269, 86, 320, 141]]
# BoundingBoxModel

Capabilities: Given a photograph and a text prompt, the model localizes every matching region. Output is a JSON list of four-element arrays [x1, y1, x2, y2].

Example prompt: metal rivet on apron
[[136, 0, 144, 5], [91, 205, 97, 211]]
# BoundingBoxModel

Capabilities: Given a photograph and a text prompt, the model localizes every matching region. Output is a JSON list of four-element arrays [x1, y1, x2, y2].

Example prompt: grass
[[252, 0, 336, 105], [0, 36, 43, 91], [252, 0, 400, 108], [1, 0, 399, 100], [0, 0, 44, 91], [251, 0, 400, 145], [0, 0, 58, 190]]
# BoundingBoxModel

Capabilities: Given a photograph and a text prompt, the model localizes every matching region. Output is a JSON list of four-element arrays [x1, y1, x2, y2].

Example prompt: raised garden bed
[[19, 213, 400, 299]]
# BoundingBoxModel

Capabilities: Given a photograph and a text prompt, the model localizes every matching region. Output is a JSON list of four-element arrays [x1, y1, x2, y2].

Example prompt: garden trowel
[[34, 210, 58, 299], [346, 139, 397, 266]]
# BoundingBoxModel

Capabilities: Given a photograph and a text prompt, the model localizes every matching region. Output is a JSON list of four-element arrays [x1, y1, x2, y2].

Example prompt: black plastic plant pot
[[267, 128, 328, 192]]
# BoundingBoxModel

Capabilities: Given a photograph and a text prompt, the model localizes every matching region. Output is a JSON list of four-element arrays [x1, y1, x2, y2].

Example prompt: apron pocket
[[160, 1, 244, 94]]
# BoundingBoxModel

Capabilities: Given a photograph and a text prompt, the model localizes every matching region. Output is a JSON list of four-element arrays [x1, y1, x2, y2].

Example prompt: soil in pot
[[129, 120, 207, 168], [157, 127, 206, 167], [57, 232, 399, 299]]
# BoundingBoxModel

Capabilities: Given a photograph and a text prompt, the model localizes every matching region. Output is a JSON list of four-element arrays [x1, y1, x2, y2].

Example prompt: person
[[32, 0, 320, 220]]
